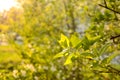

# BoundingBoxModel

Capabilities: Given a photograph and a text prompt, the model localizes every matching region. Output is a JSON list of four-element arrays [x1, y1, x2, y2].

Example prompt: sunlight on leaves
[[58, 34, 70, 48]]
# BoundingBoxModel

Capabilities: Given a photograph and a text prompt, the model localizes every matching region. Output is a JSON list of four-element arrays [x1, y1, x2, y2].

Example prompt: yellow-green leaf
[[70, 34, 81, 48], [53, 49, 68, 59], [64, 53, 75, 65], [59, 34, 70, 48]]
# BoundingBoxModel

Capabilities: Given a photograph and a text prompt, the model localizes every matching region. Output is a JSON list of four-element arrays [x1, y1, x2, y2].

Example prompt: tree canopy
[[0, 0, 120, 80]]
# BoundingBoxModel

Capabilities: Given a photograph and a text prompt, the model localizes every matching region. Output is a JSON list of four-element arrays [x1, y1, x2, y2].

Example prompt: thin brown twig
[[107, 65, 120, 75], [104, 0, 107, 7], [110, 35, 120, 44], [110, 35, 120, 40], [111, 1, 119, 20], [99, 4, 120, 15]]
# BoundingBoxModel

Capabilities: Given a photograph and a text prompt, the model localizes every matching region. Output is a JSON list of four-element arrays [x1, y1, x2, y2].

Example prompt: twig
[[110, 35, 120, 40], [110, 35, 120, 44], [107, 65, 120, 75], [99, 4, 120, 15], [63, 0, 71, 29], [104, 0, 107, 7], [111, 1, 119, 20]]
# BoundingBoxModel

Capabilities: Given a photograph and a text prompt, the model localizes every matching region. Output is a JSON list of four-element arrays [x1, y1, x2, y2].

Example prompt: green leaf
[[81, 33, 101, 50], [101, 51, 120, 65], [101, 58, 108, 65], [93, 48, 99, 57], [107, 52, 120, 63], [82, 36, 90, 50], [53, 49, 68, 59], [110, 64, 120, 70], [70, 34, 81, 48], [90, 36, 101, 45], [114, 28, 120, 34], [81, 52, 95, 58], [59, 34, 70, 48], [86, 33, 101, 45], [64, 53, 75, 65], [99, 43, 110, 56]]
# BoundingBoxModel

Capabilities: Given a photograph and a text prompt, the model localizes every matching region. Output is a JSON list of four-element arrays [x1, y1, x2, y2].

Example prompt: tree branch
[[107, 65, 120, 75], [104, 0, 107, 7], [63, 0, 71, 29], [110, 35, 120, 40], [99, 4, 120, 15], [110, 35, 120, 44]]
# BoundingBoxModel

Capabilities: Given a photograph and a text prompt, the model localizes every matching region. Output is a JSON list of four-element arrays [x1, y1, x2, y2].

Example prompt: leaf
[[101, 58, 108, 65], [81, 52, 95, 58], [64, 53, 75, 65], [86, 33, 101, 45], [101, 51, 120, 65], [59, 34, 70, 48], [114, 28, 120, 34], [81, 33, 101, 50], [99, 43, 110, 56], [93, 48, 99, 57], [81, 36, 90, 50], [93, 61, 99, 67], [70, 34, 81, 48], [107, 52, 120, 63], [53, 49, 68, 59], [90, 36, 101, 45], [110, 64, 120, 70], [80, 52, 97, 61]]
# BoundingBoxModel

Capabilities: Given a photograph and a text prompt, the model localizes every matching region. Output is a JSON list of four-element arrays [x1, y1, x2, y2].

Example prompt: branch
[[99, 4, 120, 15], [110, 35, 120, 40], [93, 68, 120, 75], [63, 0, 71, 29], [104, 0, 107, 7], [107, 65, 120, 75], [110, 35, 120, 44]]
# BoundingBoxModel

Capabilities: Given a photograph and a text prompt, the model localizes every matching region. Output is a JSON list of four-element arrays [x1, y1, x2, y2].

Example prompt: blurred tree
[[0, 0, 120, 80]]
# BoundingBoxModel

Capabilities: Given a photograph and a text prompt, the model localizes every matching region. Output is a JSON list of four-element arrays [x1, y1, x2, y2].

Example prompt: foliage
[[0, 0, 120, 80]]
